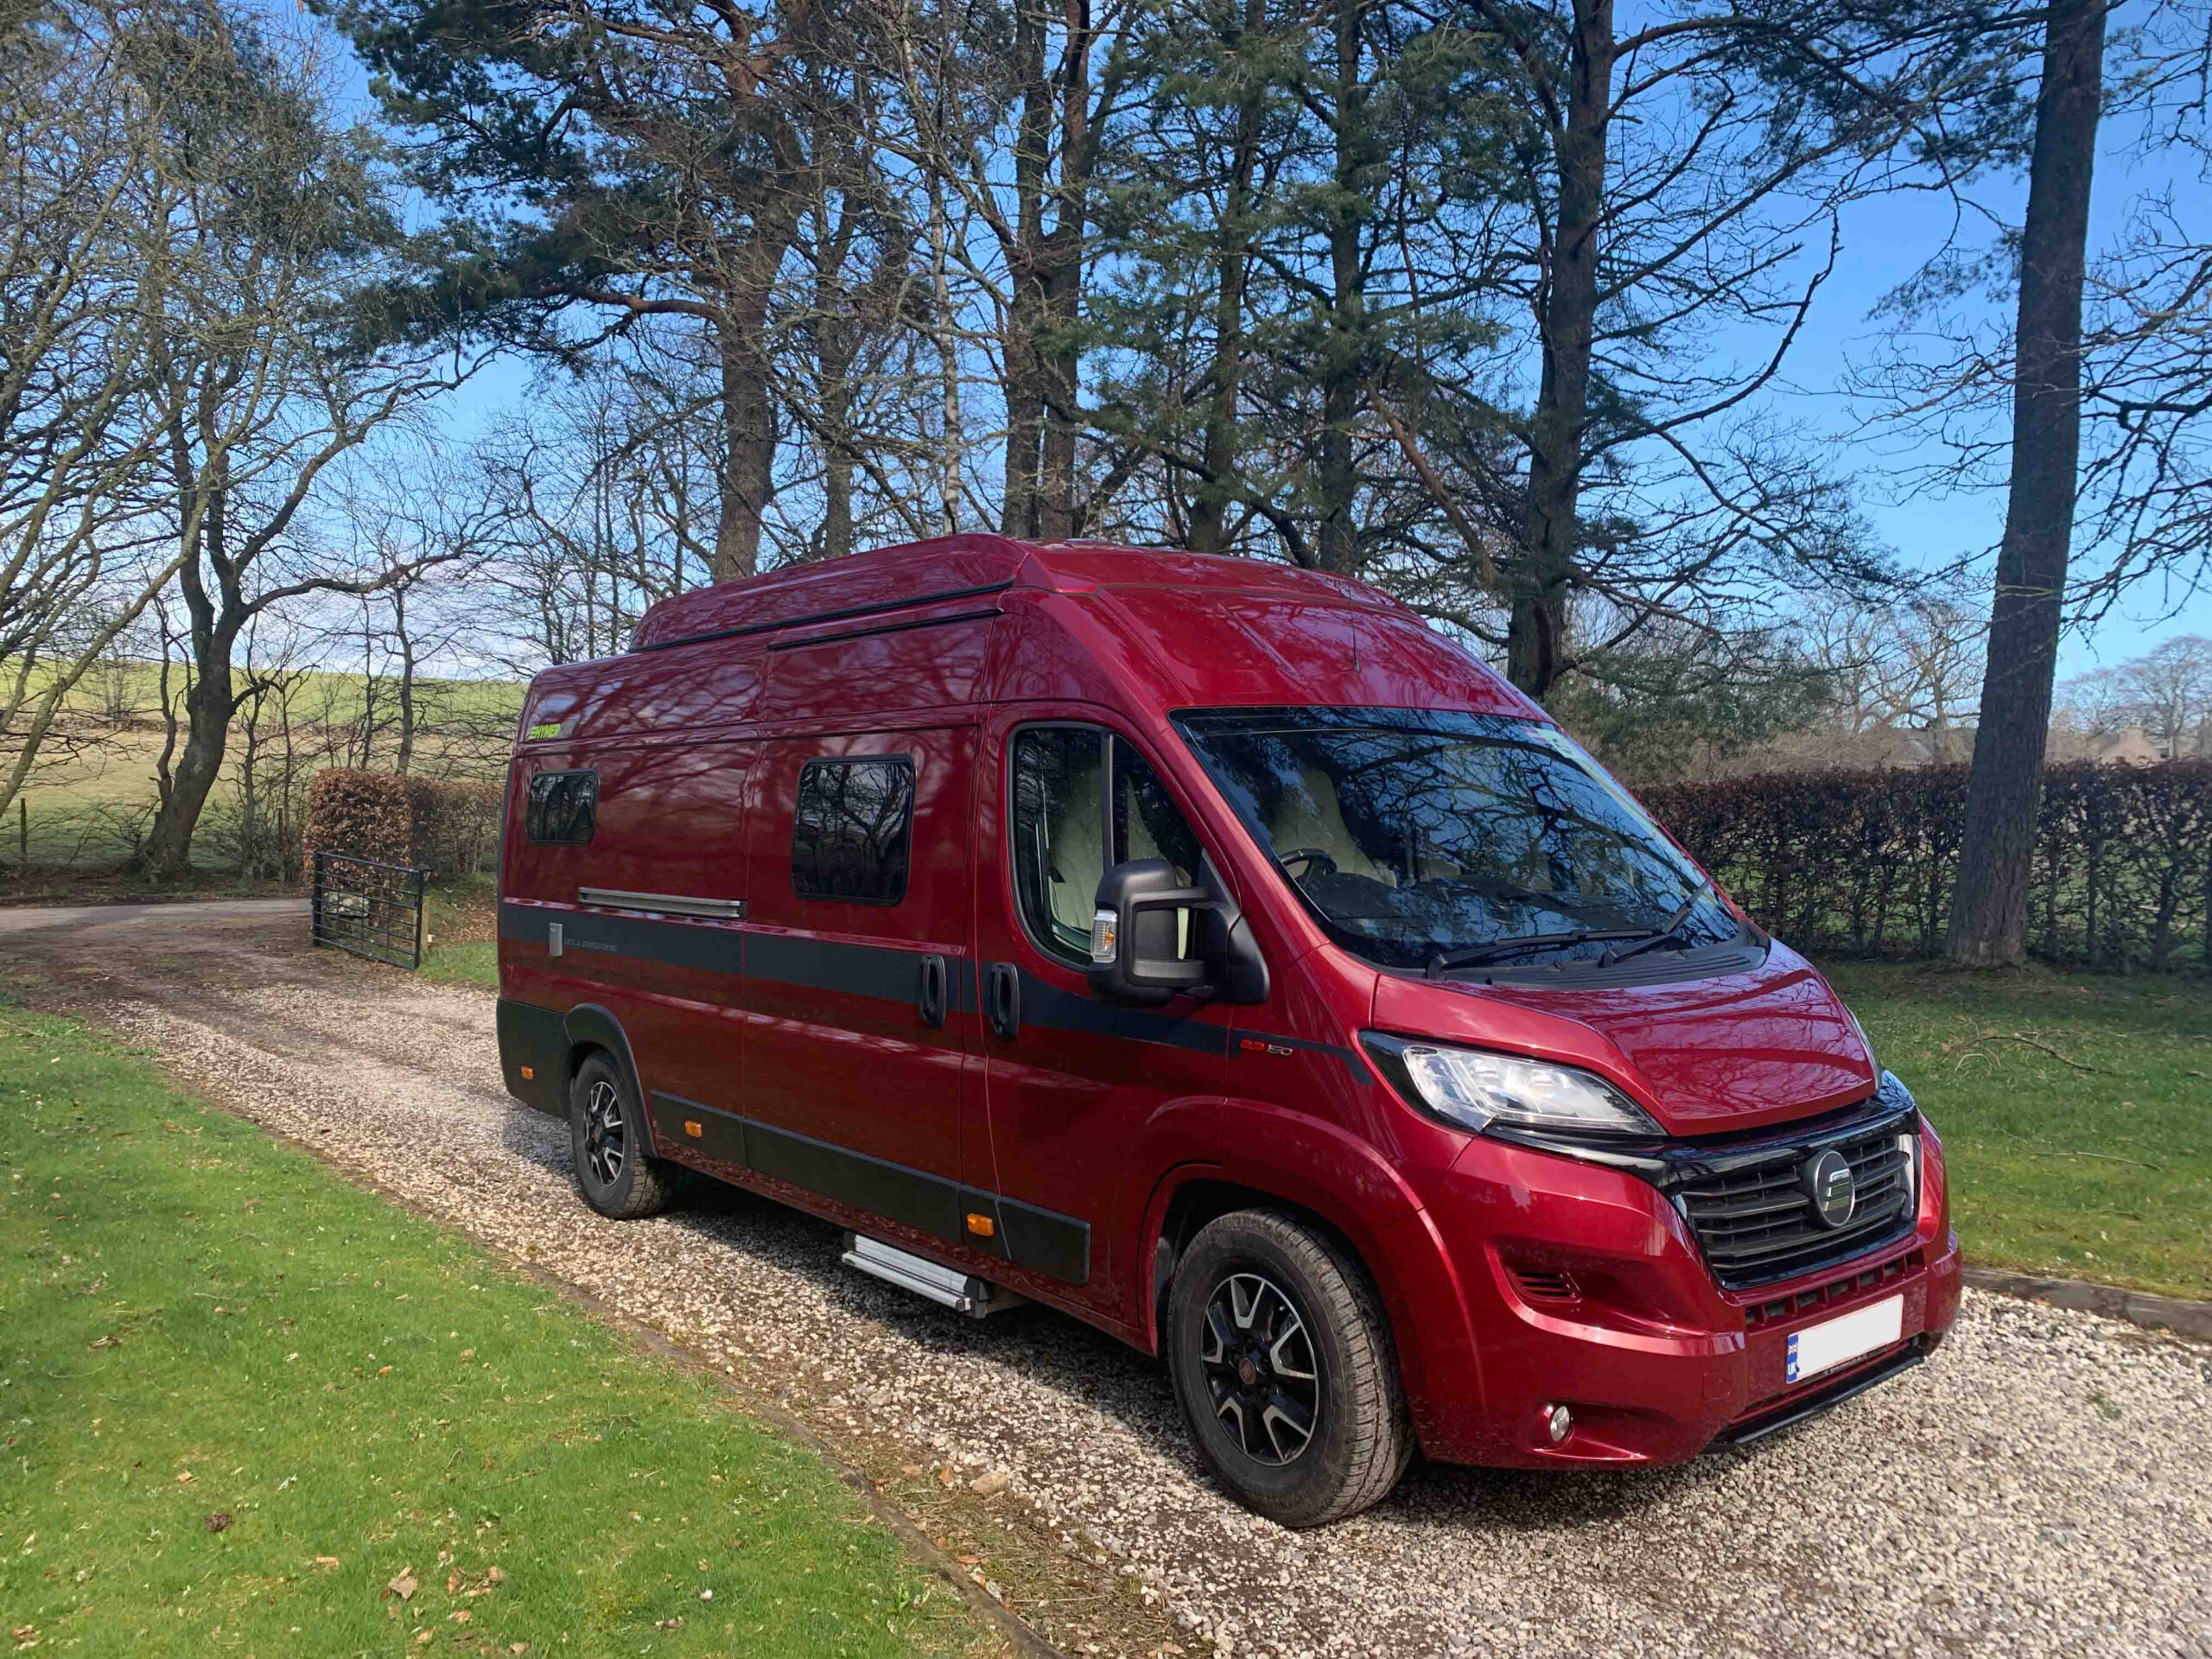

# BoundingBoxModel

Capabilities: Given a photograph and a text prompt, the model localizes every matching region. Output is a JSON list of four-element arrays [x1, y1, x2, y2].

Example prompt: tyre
[[1166, 1209, 1412, 1528], [569, 1051, 674, 1220]]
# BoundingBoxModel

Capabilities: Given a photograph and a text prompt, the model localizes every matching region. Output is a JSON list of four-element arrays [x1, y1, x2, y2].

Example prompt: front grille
[[1675, 1123, 1916, 1287]]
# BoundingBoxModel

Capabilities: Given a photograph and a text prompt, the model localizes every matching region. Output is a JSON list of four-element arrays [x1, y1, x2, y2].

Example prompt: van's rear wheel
[[1166, 1209, 1411, 1528], [569, 1052, 673, 1219]]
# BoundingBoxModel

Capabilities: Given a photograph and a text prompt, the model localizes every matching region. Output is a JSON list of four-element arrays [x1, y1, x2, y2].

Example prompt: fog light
[[1545, 1404, 1573, 1445]]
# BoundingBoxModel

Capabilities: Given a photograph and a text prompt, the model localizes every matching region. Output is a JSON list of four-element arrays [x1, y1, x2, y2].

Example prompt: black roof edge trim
[[631, 579, 1016, 653], [766, 607, 1002, 652]]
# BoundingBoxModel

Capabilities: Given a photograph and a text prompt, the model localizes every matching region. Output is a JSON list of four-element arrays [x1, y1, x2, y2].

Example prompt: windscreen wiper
[[1599, 893, 1702, 967], [1427, 928, 1649, 978]]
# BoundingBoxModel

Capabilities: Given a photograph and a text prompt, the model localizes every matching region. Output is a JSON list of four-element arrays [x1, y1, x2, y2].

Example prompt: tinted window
[[1012, 728, 1106, 963], [525, 769, 597, 844], [1013, 728, 1206, 965], [1176, 708, 1733, 972], [1114, 743, 1202, 880], [792, 757, 914, 904]]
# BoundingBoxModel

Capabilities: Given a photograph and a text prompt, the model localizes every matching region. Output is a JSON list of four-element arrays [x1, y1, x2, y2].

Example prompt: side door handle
[[985, 961, 1022, 1041], [917, 954, 947, 1029]]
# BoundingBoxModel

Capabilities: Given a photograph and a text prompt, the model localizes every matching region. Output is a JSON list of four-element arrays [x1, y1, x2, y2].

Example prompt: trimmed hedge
[[303, 770, 502, 881], [1643, 762, 2212, 971]]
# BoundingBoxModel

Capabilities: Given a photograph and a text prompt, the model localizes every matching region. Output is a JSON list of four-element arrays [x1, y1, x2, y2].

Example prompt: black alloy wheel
[[1199, 1272, 1321, 1465], [1167, 1209, 1412, 1528], [569, 1051, 673, 1220]]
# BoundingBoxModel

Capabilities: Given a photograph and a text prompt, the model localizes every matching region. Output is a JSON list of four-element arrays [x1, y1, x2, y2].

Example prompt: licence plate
[[1786, 1294, 1903, 1385]]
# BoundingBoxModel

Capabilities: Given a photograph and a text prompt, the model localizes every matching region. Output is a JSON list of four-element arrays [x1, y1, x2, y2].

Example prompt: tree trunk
[[1033, 0, 1095, 543], [1190, 0, 1263, 558], [1313, 0, 1370, 576], [714, 297, 777, 583], [394, 587, 418, 775], [1001, 0, 1053, 539], [1945, 0, 2105, 965], [137, 628, 237, 880], [1509, 0, 1613, 701]]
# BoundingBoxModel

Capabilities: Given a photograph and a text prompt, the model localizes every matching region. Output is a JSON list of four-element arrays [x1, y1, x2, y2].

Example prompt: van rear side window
[[525, 769, 598, 844], [792, 757, 914, 905]]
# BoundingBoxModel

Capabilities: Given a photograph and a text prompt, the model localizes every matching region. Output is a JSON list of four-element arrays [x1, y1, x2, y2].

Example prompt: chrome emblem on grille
[[1802, 1148, 1856, 1229]]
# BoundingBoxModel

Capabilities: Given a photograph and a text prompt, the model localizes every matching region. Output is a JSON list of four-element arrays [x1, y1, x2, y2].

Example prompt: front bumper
[[1404, 1114, 1961, 1468]]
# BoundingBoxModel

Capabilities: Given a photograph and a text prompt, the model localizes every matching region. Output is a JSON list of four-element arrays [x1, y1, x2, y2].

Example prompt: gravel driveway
[[7, 900, 2209, 1658]]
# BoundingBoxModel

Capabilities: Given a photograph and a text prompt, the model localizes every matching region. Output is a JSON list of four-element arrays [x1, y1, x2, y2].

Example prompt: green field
[[0, 1003, 992, 1656], [1829, 963, 2212, 1300], [8, 659, 524, 872]]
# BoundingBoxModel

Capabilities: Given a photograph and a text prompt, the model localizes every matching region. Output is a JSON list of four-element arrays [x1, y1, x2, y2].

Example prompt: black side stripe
[[644, 1091, 1090, 1286], [747, 930, 980, 1014], [1017, 969, 1230, 1055], [501, 901, 1236, 1052]]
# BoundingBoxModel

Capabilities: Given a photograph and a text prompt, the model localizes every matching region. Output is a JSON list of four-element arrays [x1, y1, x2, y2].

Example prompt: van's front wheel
[[569, 1052, 673, 1219], [1166, 1210, 1411, 1528]]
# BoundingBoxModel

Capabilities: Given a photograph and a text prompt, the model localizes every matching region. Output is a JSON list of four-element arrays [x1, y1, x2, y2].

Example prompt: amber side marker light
[[518, 1066, 534, 1081], [965, 1212, 996, 1238], [684, 1121, 703, 1139]]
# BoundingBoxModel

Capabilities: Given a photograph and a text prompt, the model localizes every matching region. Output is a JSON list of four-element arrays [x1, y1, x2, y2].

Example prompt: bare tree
[[124, 7, 480, 879]]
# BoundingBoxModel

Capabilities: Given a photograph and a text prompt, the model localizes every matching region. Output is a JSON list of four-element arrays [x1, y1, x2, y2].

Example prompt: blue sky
[[319, 10, 2207, 683]]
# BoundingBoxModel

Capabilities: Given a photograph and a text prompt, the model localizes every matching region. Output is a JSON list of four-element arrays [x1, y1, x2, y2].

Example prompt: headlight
[[1361, 1033, 1662, 1139]]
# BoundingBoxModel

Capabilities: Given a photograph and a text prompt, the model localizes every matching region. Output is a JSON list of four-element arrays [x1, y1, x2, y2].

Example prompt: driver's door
[[973, 709, 1231, 1322]]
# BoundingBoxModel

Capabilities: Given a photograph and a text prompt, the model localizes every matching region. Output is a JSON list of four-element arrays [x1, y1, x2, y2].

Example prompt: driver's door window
[[1012, 726, 1205, 969]]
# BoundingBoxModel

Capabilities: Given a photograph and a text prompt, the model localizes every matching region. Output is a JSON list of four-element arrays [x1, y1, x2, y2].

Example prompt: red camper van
[[496, 534, 1960, 1526]]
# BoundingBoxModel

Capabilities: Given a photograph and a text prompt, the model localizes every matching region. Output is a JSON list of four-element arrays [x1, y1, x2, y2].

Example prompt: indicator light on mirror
[[519, 1066, 534, 1081], [1090, 909, 1118, 964]]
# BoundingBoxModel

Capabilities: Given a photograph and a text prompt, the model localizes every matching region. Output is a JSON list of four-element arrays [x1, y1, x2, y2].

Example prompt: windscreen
[[1174, 708, 1738, 972]]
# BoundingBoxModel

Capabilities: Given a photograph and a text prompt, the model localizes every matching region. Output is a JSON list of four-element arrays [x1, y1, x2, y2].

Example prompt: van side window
[[792, 757, 914, 904], [1012, 728, 1107, 963], [525, 769, 598, 844], [1013, 728, 1205, 966]]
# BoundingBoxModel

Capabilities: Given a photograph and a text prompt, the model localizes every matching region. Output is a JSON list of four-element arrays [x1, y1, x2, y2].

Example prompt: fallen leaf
[[486, 1566, 505, 1584], [314, 1555, 340, 1569], [204, 1513, 232, 1534], [175, 1470, 194, 1484], [510, 1646, 529, 1655], [387, 1572, 417, 1601], [448, 1610, 472, 1624], [87, 1335, 118, 1351], [447, 1572, 461, 1595], [969, 1469, 1009, 1497], [957, 1554, 982, 1566]]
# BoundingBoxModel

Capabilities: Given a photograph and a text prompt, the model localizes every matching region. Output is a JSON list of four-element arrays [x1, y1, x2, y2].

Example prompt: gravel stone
[[9, 900, 2210, 1658]]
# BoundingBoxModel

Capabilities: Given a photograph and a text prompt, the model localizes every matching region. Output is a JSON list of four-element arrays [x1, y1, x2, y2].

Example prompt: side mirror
[[1085, 858, 1270, 1007], [1087, 859, 1211, 1006]]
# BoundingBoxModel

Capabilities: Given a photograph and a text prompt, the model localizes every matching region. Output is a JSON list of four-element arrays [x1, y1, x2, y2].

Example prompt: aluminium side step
[[840, 1233, 1026, 1319]]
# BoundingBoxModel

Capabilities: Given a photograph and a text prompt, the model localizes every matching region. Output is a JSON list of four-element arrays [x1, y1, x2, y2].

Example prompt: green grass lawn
[[0, 1004, 992, 1657], [1826, 963, 2212, 1300], [422, 876, 500, 989]]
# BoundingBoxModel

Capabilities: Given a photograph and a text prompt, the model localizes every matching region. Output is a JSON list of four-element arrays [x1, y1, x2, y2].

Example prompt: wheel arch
[[561, 1004, 658, 1155], [1129, 1106, 1484, 1456]]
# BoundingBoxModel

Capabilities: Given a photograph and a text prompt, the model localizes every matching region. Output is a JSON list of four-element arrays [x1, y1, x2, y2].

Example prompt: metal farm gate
[[311, 850, 429, 971]]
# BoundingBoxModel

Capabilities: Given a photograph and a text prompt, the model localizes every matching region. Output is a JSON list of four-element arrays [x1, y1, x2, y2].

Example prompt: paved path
[[6, 900, 2209, 1658]]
